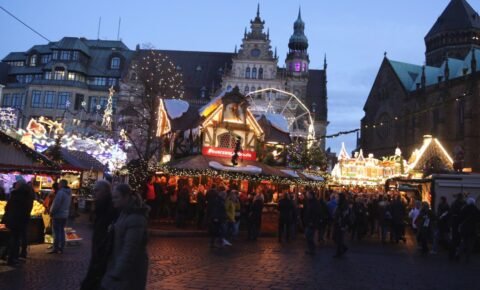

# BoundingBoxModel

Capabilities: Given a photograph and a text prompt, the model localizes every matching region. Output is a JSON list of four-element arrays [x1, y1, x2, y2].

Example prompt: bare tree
[[119, 49, 184, 165]]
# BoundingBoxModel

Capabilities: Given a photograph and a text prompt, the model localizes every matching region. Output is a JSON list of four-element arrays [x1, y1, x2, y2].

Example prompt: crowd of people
[[1, 175, 480, 290]]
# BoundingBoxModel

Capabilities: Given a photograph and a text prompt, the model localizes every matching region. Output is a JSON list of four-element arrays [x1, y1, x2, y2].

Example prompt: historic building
[[360, 0, 480, 171], [1, 5, 327, 147], [0, 37, 133, 130]]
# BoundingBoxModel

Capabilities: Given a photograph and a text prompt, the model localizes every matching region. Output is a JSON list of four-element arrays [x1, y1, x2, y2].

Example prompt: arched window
[[226, 85, 232, 92], [252, 67, 257, 79], [245, 67, 251, 79], [251, 86, 256, 92], [111, 57, 121, 69], [244, 86, 249, 94], [218, 133, 240, 149], [258, 68, 263, 79], [54, 66, 66, 80]]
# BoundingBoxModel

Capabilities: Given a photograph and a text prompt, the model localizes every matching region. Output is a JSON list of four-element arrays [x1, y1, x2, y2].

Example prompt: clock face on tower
[[250, 49, 261, 57]]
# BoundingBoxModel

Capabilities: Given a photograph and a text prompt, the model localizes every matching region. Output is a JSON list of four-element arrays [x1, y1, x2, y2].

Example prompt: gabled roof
[[55, 148, 106, 172], [257, 115, 291, 144], [2, 52, 26, 62], [426, 0, 480, 38], [388, 60, 423, 91], [54, 37, 91, 55], [0, 131, 59, 174]]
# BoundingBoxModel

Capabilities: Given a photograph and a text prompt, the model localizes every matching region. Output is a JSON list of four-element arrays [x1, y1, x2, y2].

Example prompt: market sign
[[202, 146, 256, 161]]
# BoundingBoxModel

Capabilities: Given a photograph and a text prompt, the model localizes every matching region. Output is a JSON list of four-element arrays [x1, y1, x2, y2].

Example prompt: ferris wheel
[[246, 88, 315, 141]]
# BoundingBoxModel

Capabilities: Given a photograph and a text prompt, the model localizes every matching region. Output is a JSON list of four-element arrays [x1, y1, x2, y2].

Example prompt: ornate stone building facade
[[360, 0, 480, 171]]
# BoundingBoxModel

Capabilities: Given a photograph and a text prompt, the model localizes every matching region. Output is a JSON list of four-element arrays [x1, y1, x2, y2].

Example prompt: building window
[[8, 61, 24, 67], [57, 92, 70, 108], [245, 67, 251, 79], [72, 51, 79, 61], [68, 72, 75, 81], [244, 86, 249, 94], [60, 51, 70, 60], [217, 133, 240, 149], [294, 62, 301, 72], [45, 71, 52, 80], [258, 68, 263, 79], [89, 77, 107, 86], [107, 78, 117, 87], [25, 75, 33, 83], [31, 90, 42, 108], [11, 93, 23, 108], [30, 55, 37, 67], [41, 54, 51, 64], [54, 67, 66, 80], [44, 91, 55, 108], [196, 65, 203, 71], [16, 75, 25, 83], [251, 86, 256, 92], [1, 94, 11, 107], [52, 51, 59, 60], [226, 85, 232, 92], [110, 57, 120, 69], [252, 68, 257, 79]]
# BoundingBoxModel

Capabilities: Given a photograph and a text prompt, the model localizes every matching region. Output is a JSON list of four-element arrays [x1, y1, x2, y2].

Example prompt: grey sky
[[0, 0, 462, 153]]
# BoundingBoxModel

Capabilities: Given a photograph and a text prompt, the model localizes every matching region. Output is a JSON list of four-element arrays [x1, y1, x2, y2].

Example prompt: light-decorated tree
[[119, 49, 184, 191], [287, 140, 327, 170]]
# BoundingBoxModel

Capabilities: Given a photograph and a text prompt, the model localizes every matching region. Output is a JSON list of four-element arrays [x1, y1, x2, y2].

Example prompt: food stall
[[0, 130, 60, 244]]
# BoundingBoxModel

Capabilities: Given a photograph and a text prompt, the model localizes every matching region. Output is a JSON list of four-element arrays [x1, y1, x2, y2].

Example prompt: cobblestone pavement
[[1, 221, 479, 290]]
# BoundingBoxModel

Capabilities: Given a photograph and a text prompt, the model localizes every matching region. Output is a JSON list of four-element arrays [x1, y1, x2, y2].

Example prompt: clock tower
[[222, 4, 283, 94]]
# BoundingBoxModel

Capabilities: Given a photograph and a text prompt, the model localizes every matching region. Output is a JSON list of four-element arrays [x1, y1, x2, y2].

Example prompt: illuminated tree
[[119, 49, 184, 190]]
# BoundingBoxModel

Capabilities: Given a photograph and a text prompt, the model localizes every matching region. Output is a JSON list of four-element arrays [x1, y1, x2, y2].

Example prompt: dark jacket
[[210, 194, 226, 223], [303, 198, 320, 227], [390, 199, 406, 224], [459, 204, 480, 238], [101, 198, 149, 290], [278, 197, 294, 222], [81, 196, 118, 290], [249, 198, 264, 224], [1, 185, 31, 230]]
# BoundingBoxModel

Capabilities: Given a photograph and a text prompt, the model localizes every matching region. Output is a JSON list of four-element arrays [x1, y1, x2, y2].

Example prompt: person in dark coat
[[433, 196, 450, 252], [449, 194, 466, 259], [176, 185, 190, 228], [19, 182, 34, 259], [101, 184, 149, 290], [1, 180, 30, 266], [303, 191, 320, 255], [333, 193, 350, 258], [277, 191, 293, 243], [390, 195, 406, 243], [196, 185, 207, 229], [81, 180, 118, 290], [247, 190, 264, 241], [416, 202, 434, 254], [456, 198, 480, 262], [209, 187, 227, 247]]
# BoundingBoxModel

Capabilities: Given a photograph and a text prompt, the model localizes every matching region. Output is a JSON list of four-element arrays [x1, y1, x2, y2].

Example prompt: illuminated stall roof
[[408, 135, 454, 172]]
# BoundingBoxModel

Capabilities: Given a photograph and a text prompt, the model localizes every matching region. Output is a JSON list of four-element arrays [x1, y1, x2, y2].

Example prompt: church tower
[[425, 0, 480, 66], [222, 4, 282, 94], [285, 8, 310, 103], [286, 8, 310, 78]]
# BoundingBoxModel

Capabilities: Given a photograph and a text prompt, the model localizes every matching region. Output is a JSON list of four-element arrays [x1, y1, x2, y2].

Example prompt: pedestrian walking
[[449, 194, 466, 259], [101, 184, 149, 290], [48, 179, 72, 254], [416, 202, 433, 254], [81, 180, 117, 290]]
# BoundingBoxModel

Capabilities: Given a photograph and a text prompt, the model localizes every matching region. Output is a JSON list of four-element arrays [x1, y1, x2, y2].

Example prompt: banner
[[202, 146, 256, 161]]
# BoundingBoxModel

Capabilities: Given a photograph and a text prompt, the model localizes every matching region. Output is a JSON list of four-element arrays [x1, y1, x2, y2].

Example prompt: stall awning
[[167, 155, 292, 178], [0, 130, 60, 174]]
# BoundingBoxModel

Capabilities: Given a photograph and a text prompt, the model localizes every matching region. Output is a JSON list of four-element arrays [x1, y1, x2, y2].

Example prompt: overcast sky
[[0, 0, 467, 153]]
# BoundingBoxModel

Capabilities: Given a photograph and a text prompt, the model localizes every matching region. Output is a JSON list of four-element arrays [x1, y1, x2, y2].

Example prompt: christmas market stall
[[137, 87, 326, 232], [0, 130, 60, 244], [331, 142, 406, 190]]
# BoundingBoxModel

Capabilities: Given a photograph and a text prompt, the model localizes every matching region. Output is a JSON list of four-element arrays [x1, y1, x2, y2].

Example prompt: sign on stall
[[202, 146, 257, 161]]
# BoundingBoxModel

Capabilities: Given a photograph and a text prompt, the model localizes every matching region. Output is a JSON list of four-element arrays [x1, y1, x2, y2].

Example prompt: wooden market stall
[[0, 130, 60, 244]]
